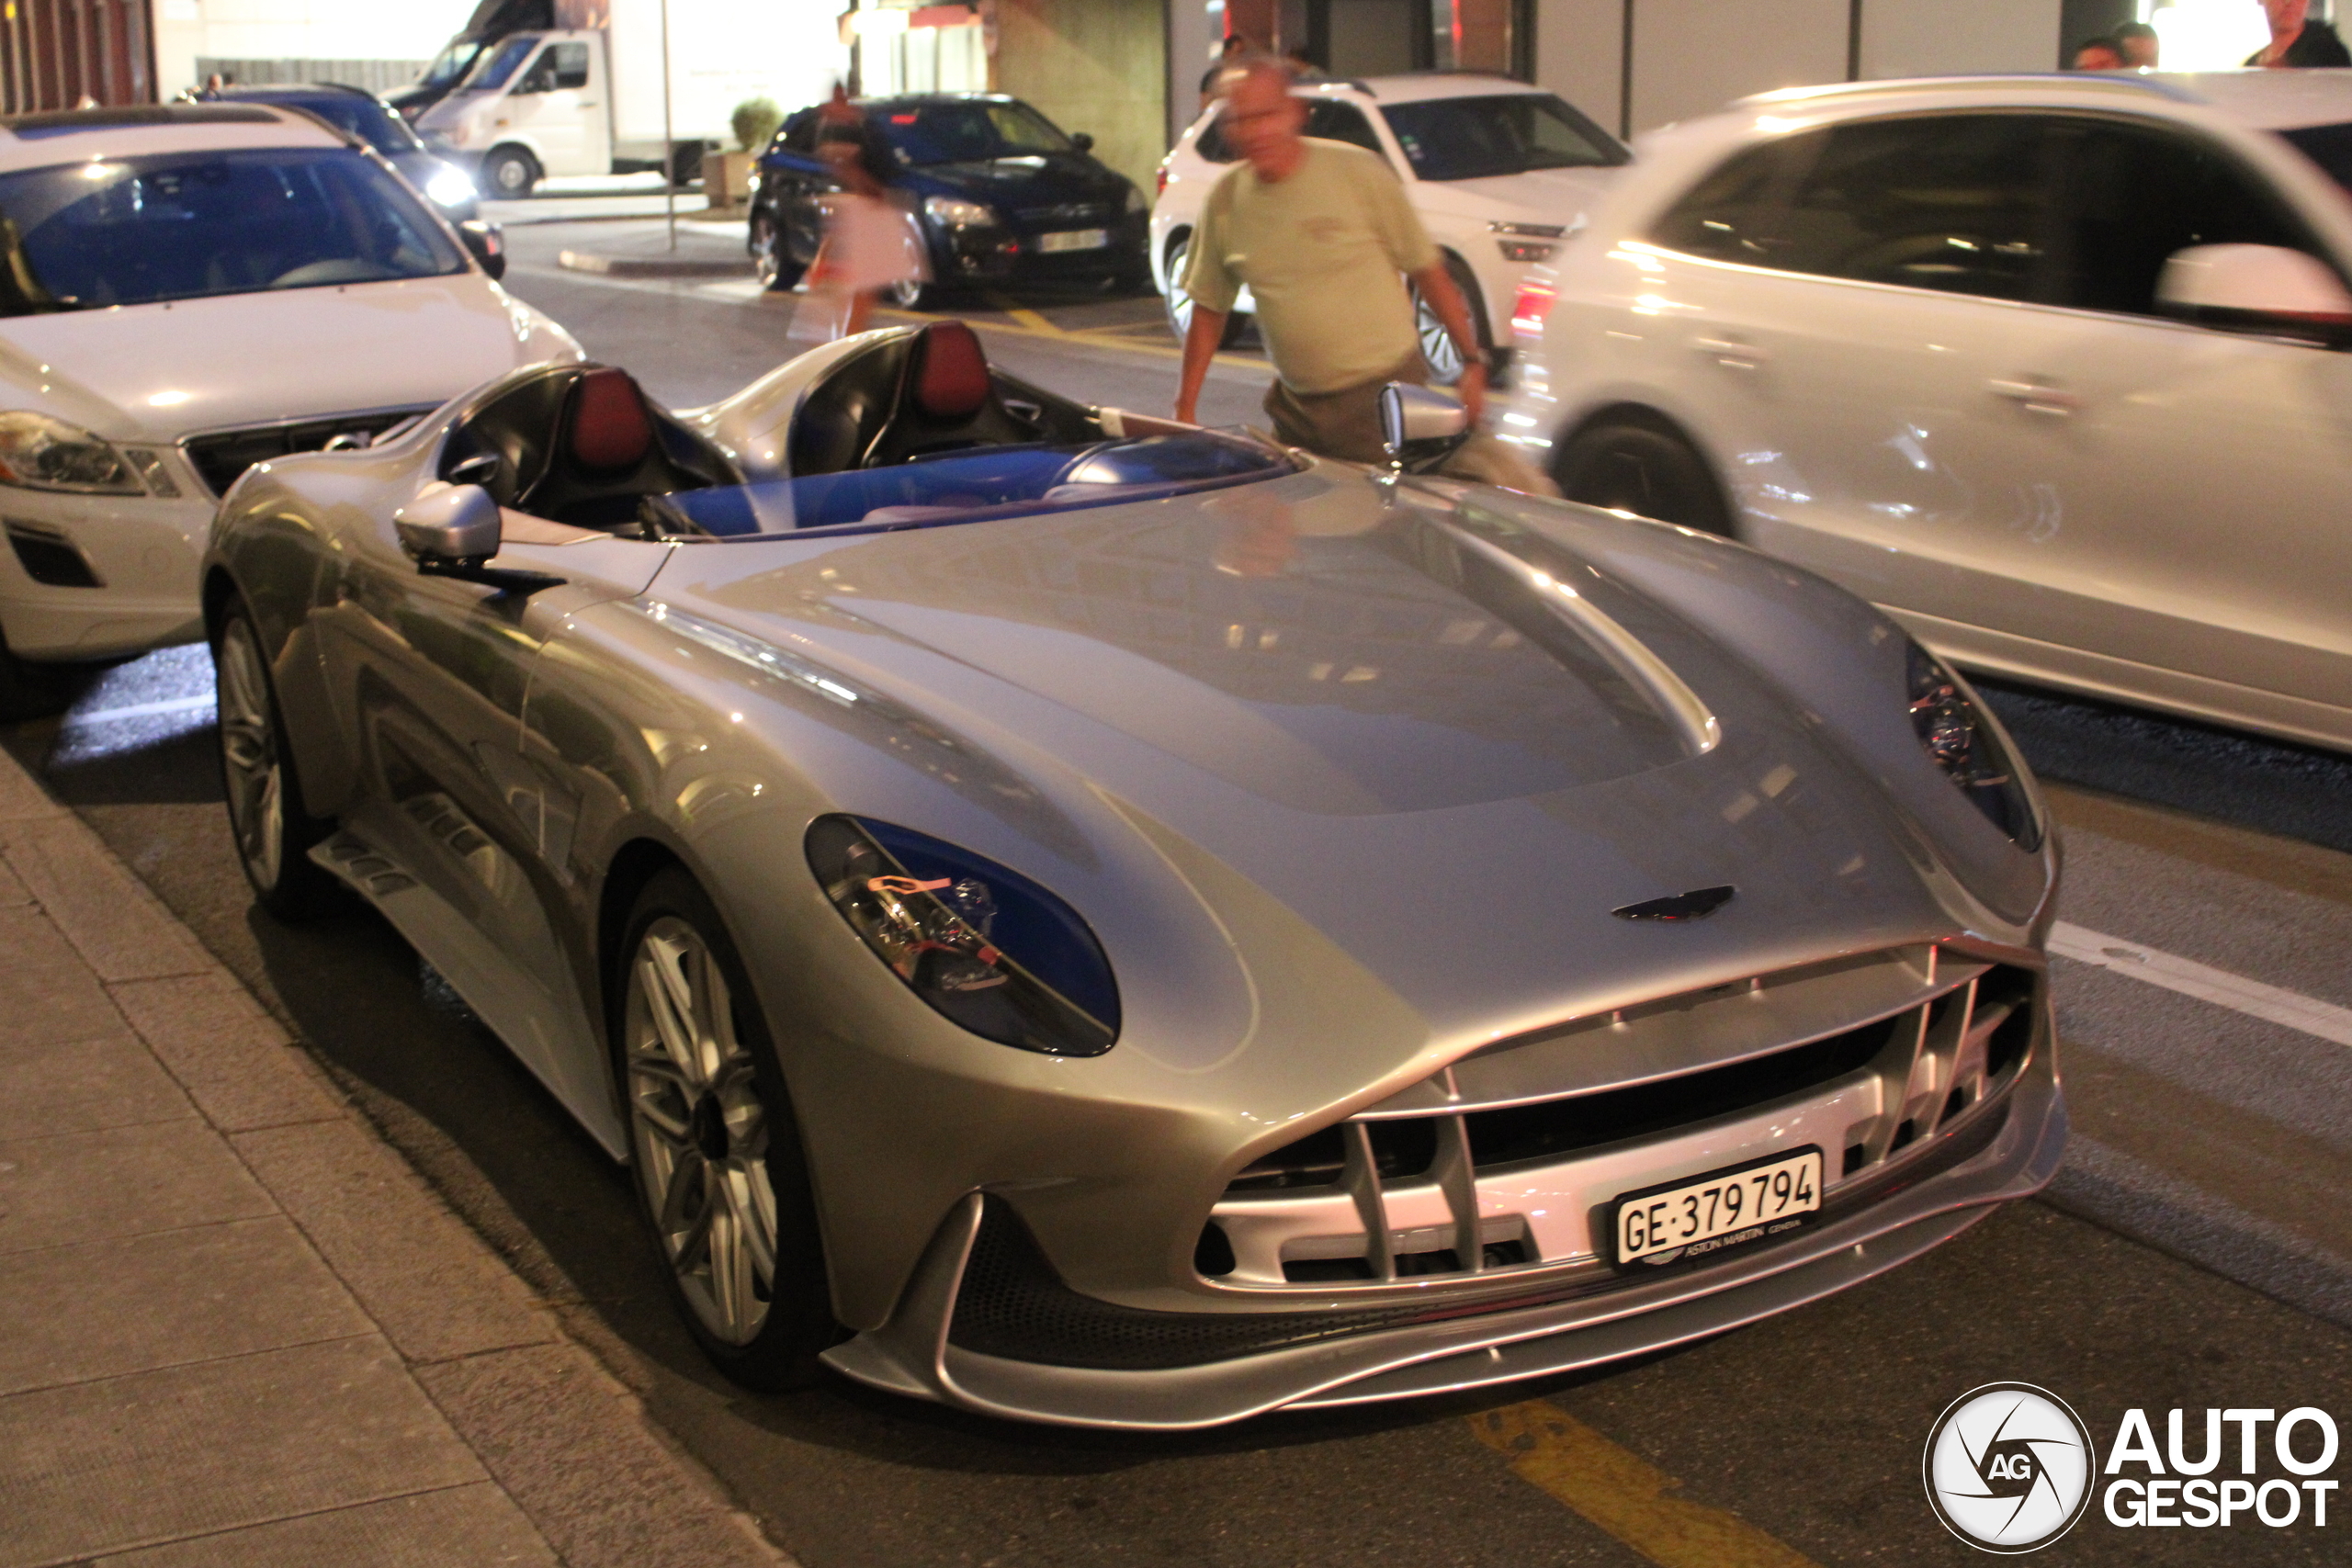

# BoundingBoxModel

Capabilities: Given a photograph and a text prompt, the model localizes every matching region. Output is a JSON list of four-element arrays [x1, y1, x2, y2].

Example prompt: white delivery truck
[[415, 0, 844, 197]]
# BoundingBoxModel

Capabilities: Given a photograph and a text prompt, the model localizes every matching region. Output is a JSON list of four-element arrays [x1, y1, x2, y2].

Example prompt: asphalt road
[[13, 215, 2352, 1565]]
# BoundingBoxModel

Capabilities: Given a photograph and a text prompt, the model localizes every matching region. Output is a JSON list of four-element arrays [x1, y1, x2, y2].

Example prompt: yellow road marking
[[1470, 1401, 1822, 1568], [868, 303, 1261, 370]]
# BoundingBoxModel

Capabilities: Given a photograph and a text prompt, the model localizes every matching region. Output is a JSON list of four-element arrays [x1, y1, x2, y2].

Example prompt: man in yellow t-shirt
[[1174, 62, 1544, 491]]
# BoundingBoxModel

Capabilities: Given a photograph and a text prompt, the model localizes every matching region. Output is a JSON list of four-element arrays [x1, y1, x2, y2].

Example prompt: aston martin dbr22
[[201, 321, 2064, 1428]]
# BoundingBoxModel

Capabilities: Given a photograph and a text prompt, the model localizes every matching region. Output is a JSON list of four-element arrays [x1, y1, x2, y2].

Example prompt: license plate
[[1611, 1146, 1822, 1267], [1037, 228, 1108, 253]]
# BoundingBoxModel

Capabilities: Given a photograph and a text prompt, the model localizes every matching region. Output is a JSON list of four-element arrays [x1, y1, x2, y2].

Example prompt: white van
[[417, 2, 841, 197]]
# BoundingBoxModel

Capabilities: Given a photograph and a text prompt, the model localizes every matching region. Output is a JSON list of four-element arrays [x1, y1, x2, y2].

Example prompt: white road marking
[[2050, 919, 2352, 1049], [61, 694, 215, 728]]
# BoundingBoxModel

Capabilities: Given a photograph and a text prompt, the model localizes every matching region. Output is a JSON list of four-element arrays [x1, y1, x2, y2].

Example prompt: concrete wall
[[996, 0, 1170, 194], [1865, 0, 2064, 77], [1533, 0, 1624, 134], [1630, 0, 1847, 130], [154, 0, 479, 100]]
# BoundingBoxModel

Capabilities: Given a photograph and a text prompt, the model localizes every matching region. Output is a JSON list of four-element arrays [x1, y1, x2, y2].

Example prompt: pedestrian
[[2114, 19, 2160, 68], [2072, 37, 2125, 70], [1283, 45, 1328, 82], [1199, 34, 1247, 110], [2248, 0, 2352, 65], [1172, 60, 1550, 493], [801, 96, 922, 340]]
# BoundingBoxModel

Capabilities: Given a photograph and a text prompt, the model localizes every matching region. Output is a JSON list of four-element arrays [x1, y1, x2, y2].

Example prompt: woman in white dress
[[806, 113, 925, 339]]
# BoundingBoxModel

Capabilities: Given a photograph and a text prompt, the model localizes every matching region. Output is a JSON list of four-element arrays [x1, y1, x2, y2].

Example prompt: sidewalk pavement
[[553, 216, 753, 279], [0, 749, 792, 1568]]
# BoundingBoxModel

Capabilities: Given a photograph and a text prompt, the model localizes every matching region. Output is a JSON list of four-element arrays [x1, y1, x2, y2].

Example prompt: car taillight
[[1510, 278, 1557, 339], [1156, 165, 1169, 197]]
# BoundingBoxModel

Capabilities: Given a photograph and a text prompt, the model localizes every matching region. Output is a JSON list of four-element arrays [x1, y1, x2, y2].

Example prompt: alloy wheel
[[624, 916, 779, 1347], [1164, 236, 1199, 342], [216, 615, 286, 895], [1413, 284, 1464, 385], [752, 214, 780, 289]]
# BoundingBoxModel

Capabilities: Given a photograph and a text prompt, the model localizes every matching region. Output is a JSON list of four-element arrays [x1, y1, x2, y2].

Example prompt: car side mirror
[[2156, 243, 2352, 345], [1379, 382, 1471, 473], [393, 483, 565, 594], [1070, 131, 1094, 153], [396, 481, 503, 561], [457, 219, 506, 280]]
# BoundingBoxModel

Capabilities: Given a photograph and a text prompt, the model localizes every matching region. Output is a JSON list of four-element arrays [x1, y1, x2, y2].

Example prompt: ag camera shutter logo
[[1924, 1382, 2095, 1552]]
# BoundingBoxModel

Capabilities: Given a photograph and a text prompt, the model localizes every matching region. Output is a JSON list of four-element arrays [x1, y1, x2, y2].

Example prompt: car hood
[[904, 154, 1130, 216], [0, 275, 548, 443], [649, 465, 2024, 1055], [1419, 163, 1622, 225]]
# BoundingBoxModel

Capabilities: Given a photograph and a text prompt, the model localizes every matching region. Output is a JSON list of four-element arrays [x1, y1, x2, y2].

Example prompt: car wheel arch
[[1553, 401, 1740, 536]]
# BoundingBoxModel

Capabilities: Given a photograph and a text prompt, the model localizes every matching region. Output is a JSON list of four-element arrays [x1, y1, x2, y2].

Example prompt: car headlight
[[807, 815, 1119, 1055], [1907, 641, 2040, 849], [425, 167, 476, 209], [923, 195, 997, 228], [0, 412, 141, 493]]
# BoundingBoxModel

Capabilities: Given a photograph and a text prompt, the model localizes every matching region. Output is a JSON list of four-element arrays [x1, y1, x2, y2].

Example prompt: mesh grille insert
[[183, 407, 438, 496]]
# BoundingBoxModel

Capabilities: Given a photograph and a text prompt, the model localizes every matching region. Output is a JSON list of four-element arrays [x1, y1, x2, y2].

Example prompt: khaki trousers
[[1261, 354, 1558, 495]]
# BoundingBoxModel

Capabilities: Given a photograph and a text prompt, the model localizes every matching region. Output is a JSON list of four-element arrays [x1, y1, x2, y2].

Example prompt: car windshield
[[419, 39, 485, 91], [460, 35, 537, 93], [2278, 121, 2352, 197], [645, 433, 1291, 539], [0, 148, 467, 315], [875, 100, 1072, 165], [267, 94, 422, 157], [1379, 94, 1626, 181]]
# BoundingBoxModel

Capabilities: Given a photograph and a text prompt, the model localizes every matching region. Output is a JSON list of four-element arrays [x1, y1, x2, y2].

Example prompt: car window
[[273, 95, 421, 157], [2048, 119, 2316, 318], [1304, 101, 1382, 155], [518, 43, 589, 94], [878, 100, 1071, 165], [1651, 117, 2062, 299], [462, 35, 537, 93], [1378, 94, 1625, 181], [1648, 136, 1808, 263], [1195, 116, 1234, 164], [419, 39, 484, 92], [2276, 120, 2352, 197], [0, 148, 468, 315]]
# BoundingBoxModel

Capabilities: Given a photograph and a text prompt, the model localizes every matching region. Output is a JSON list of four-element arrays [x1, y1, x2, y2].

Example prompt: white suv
[[0, 103, 579, 713], [1502, 71, 2352, 754], [1152, 73, 1626, 381]]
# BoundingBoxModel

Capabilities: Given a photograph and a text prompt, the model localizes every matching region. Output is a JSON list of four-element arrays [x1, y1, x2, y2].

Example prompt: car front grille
[[181, 406, 440, 497], [1012, 200, 1114, 228], [1205, 947, 2039, 1290]]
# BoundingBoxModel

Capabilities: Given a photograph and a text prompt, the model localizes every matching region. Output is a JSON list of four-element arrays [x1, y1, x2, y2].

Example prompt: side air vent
[[6, 523, 100, 587], [182, 405, 438, 497]]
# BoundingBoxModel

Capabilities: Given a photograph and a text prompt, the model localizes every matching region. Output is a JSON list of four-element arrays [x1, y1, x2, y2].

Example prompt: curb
[[0, 745, 797, 1568], [557, 247, 752, 279]]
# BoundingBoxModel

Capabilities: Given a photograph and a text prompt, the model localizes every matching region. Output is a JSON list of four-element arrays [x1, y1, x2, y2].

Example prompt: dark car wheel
[[213, 604, 337, 919], [1163, 232, 1244, 348], [1410, 254, 1488, 388], [885, 273, 927, 310], [751, 209, 803, 292], [1552, 415, 1736, 537], [481, 145, 537, 199], [618, 866, 839, 1391]]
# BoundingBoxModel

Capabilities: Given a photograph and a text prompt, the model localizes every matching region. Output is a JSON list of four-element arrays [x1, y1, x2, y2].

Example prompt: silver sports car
[[202, 320, 2065, 1429]]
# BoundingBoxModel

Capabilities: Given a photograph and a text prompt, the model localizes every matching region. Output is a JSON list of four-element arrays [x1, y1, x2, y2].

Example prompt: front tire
[[1551, 415, 1736, 536], [481, 145, 537, 199], [750, 209, 803, 292], [0, 626, 74, 721], [213, 605, 336, 919], [618, 867, 837, 1391]]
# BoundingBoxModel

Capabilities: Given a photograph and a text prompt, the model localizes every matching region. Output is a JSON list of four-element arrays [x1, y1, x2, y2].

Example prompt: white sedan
[[0, 102, 580, 715], [1151, 73, 1626, 382], [1503, 71, 2352, 754]]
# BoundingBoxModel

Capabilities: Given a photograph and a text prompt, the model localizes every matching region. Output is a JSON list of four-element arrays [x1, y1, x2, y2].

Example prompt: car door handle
[[1691, 336, 1767, 370], [1987, 378, 2077, 417]]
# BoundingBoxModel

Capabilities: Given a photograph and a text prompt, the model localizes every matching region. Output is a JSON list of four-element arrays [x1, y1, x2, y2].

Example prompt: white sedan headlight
[[424, 167, 476, 209], [923, 195, 997, 228], [0, 412, 142, 493]]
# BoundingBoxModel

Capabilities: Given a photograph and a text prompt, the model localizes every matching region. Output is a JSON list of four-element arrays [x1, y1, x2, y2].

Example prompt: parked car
[[0, 102, 579, 716], [1503, 71, 2352, 754], [200, 82, 482, 220], [1153, 73, 1628, 381], [202, 320, 2062, 1427], [750, 94, 1149, 305]]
